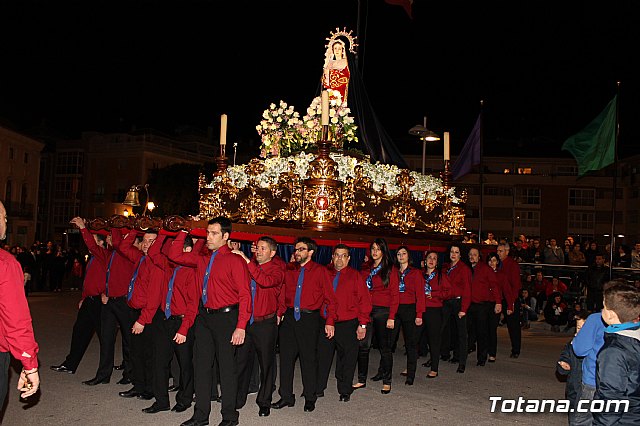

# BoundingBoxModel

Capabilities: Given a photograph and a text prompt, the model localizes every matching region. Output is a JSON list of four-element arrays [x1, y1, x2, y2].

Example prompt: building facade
[[0, 126, 45, 246]]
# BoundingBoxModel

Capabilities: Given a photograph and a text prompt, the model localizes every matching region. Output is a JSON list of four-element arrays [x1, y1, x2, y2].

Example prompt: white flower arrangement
[[207, 152, 460, 203]]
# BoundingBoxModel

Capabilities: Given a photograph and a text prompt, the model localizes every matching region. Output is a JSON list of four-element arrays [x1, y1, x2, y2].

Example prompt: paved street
[[3, 291, 571, 425]]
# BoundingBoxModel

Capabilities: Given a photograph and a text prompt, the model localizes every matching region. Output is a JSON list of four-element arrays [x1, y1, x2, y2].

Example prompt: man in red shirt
[[497, 242, 522, 358], [467, 247, 502, 366], [441, 243, 472, 373], [116, 229, 159, 400], [232, 236, 285, 417], [142, 234, 201, 414], [169, 217, 251, 426], [51, 217, 108, 375], [316, 244, 371, 402], [0, 200, 40, 405], [272, 237, 337, 413]]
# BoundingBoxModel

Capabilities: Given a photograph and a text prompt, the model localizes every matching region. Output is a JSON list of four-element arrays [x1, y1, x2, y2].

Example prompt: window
[[568, 188, 595, 207], [52, 202, 80, 226], [465, 207, 479, 218], [484, 207, 514, 220], [515, 188, 540, 205], [484, 186, 512, 197], [20, 184, 27, 208], [24, 153, 29, 164], [629, 211, 639, 225], [515, 210, 540, 228], [56, 152, 83, 174], [516, 168, 532, 175], [568, 212, 594, 230], [9, 146, 14, 160], [557, 165, 578, 176]]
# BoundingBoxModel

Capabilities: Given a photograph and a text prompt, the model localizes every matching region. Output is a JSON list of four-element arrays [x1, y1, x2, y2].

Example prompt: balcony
[[5, 202, 35, 218]]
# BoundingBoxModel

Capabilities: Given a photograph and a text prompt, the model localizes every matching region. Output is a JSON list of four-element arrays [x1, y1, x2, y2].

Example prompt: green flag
[[562, 96, 617, 177]]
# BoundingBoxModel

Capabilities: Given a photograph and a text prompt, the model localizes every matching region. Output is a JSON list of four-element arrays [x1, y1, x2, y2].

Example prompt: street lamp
[[409, 116, 440, 174]]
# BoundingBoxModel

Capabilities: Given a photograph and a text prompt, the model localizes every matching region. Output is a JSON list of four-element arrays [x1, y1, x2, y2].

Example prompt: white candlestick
[[321, 91, 329, 126], [444, 132, 450, 161], [220, 114, 228, 146]]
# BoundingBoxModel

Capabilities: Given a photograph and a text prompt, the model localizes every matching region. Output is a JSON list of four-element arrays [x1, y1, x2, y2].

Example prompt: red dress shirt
[[398, 266, 426, 318], [444, 261, 472, 313], [323, 265, 372, 325], [499, 256, 521, 311], [361, 264, 400, 319], [247, 255, 285, 318], [146, 237, 201, 336], [79, 228, 107, 299], [280, 260, 338, 325], [0, 249, 39, 370], [106, 228, 137, 297], [470, 261, 502, 304], [168, 232, 252, 330], [423, 270, 451, 309], [545, 281, 568, 297]]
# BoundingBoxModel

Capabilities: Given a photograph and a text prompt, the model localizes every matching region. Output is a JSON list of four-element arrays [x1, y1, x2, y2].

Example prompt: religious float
[[88, 29, 466, 254]]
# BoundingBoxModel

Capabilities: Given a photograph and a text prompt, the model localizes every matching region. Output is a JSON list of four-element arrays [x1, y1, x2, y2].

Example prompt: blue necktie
[[165, 266, 182, 318], [324, 271, 340, 317], [399, 268, 409, 293], [366, 264, 382, 290], [201, 251, 218, 306], [127, 256, 146, 301], [294, 266, 305, 321], [425, 271, 436, 295], [105, 251, 116, 296], [249, 279, 257, 325]]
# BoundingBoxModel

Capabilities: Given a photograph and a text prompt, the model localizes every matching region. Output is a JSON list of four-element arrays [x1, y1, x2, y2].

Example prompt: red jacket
[[324, 265, 372, 325], [470, 261, 502, 305], [499, 256, 521, 311], [398, 266, 427, 318], [423, 270, 451, 309], [0, 250, 39, 370], [545, 281, 568, 297], [444, 261, 472, 313], [168, 232, 252, 330], [360, 264, 400, 318]]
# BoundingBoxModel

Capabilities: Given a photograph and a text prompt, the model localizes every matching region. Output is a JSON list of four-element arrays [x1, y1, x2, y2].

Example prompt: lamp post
[[408, 116, 440, 174]]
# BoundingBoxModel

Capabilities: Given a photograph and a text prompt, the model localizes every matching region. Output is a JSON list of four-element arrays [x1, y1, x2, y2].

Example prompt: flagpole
[[609, 82, 620, 280], [479, 100, 484, 243]]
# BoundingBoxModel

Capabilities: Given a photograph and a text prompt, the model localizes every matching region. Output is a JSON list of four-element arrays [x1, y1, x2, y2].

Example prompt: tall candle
[[444, 131, 450, 161], [220, 114, 228, 146], [321, 91, 329, 126]]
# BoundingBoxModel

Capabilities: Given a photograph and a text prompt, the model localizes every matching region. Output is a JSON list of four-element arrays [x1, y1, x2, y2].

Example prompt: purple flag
[[452, 115, 481, 181]]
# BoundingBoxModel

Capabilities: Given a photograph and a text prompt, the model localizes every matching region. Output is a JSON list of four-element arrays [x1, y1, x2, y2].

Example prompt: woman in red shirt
[[420, 250, 451, 378], [353, 238, 399, 394]]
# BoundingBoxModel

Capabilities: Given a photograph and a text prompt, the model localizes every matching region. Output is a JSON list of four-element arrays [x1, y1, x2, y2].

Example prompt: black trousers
[[129, 307, 153, 394], [151, 310, 194, 408], [95, 297, 131, 381], [390, 304, 418, 380], [441, 299, 468, 366], [193, 308, 239, 423], [504, 299, 522, 355], [488, 312, 499, 357], [62, 295, 102, 370], [278, 308, 320, 403], [317, 318, 359, 395], [468, 302, 494, 363], [422, 308, 442, 372], [0, 351, 9, 411], [357, 306, 393, 385], [236, 315, 277, 409]]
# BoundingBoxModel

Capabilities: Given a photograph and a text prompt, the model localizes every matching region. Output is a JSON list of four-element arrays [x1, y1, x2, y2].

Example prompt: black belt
[[203, 304, 239, 314], [108, 296, 127, 300], [252, 312, 276, 322], [165, 314, 185, 320], [85, 295, 101, 301], [288, 308, 319, 315]]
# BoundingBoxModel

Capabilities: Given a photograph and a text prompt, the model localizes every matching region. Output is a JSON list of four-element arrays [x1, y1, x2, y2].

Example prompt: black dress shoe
[[422, 360, 432, 367], [477, 360, 486, 366], [381, 385, 391, 395], [316, 391, 324, 398], [211, 395, 222, 402], [258, 406, 270, 417], [488, 356, 496, 363], [142, 403, 170, 414], [117, 377, 131, 385], [50, 364, 75, 374], [172, 403, 191, 413], [405, 378, 414, 385], [119, 388, 141, 398], [218, 421, 239, 426], [137, 392, 154, 400], [339, 393, 350, 402], [168, 384, 180, 392], [510, 352, 520, 359], [180, 418, 209, 426], [352, 383, 366, 390], [449, 357, 460, 364], [83, 377, 110, 386], [271, 399, 295, 409], [440, 354, 451, 361], [114, 364, 124, 370], [303, 401, 315, 412], [370, 373, 384, 381], [456, 365, 466, 373]]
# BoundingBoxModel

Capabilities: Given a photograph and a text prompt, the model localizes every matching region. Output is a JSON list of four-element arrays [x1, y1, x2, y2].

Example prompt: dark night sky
[[1, 0, 638, 158]]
